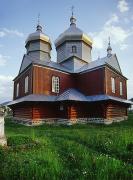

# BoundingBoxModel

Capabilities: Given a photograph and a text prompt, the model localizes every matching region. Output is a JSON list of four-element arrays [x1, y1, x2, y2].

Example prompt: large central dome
[[55, 16, 92, 48], [55, 15, 93, 67]]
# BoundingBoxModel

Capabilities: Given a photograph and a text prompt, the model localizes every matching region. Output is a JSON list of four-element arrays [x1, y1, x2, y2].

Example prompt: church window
[[60, 104, 64, 111], [120, 82, 123, 95], [52, 76, 60, 93], [111, 77, 115, 93], [25, 76, 29, 93], [16, 83, 19, 97], [72, 45, 77, 53]]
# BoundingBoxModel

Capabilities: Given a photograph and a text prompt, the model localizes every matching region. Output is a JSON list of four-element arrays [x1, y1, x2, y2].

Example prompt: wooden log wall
[[67, 102, 106, 119], [13, 106, 32, 119], [106, 101, 127, 118]]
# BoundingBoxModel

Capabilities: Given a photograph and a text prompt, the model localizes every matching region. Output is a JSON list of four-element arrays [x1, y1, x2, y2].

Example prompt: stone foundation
[[12, 116, 128, 126]]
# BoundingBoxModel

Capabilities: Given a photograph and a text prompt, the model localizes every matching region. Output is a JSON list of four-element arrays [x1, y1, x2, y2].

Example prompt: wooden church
[[8, 14, 131, 125]]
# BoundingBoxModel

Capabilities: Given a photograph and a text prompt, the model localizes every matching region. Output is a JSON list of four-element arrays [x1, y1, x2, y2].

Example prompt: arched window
[[52, 76, 60, 93], [72, 45, 77, 53], [25, 76, 29, 93]]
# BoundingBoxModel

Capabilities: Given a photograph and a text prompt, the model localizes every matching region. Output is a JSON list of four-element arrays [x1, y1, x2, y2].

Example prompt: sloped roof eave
[[7, 92, 133, 107]]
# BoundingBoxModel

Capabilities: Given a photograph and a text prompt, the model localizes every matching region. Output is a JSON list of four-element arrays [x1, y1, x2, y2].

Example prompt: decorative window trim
[[16, 83, 19, 97], [72, 45, 77, 53], [111, 77, 115, 93], [25, 76, 29, 94], [120, 81, 123, 96], [52, 76, 60, 93]]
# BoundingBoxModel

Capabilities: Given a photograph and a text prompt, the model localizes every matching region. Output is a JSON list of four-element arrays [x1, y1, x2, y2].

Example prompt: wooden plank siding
[[33, 65, 75, 96], [13, 66, 33, 100], [105, 67, 127, 99], [77, 68, 105, 96], [13, 65, 127, 99]]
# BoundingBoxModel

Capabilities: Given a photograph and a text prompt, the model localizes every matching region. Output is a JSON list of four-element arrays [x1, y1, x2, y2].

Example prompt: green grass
[[0, 114, 133, 180]]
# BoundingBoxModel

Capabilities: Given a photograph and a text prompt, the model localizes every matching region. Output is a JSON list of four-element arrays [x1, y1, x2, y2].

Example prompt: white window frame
[[120, 82, 123, 95], [52, 76, 60, 93], [16, 83, 19, 97], [111, 77, 115, 93], [25, 76, 29, 93]]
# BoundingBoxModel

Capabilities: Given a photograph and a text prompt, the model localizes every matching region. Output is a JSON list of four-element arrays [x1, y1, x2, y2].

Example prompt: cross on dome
[[70, 6, 76, 26], [36, 13, 42, 32], [107, 36, 112, 57]]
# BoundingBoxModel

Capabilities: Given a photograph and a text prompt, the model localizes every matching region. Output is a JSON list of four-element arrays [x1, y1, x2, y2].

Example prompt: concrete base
[[0, 137, 7, 146]]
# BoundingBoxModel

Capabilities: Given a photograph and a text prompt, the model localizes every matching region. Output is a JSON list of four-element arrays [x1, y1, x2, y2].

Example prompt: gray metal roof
[[8, 89, 132, 106], [19, 54, 73, 74], [86, 94, 132, 104], [76, 54, 122, 74], [56, 89, 87, 101], [25, 29, 51, 45], [54, 23, 92, 47], [19, 53, 122, 75], [8, 94, 56, 106]]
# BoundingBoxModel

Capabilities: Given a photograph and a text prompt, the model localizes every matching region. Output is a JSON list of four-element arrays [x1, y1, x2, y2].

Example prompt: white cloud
[[89, 14, 133, 50], [0, 75, 13, 103], [105, 14, 119, 26], [120, 44, 128, 50], [0, 28, 24, 38], [117, 0, 129, 13], [0, 54, 9, 66], [0, 31, 5, 37]]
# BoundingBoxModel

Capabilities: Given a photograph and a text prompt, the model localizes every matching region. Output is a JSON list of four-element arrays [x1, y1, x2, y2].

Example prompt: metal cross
[[37, 13, 40, 25], [71, 6, 74, 16], [108, 36, 110, 45]]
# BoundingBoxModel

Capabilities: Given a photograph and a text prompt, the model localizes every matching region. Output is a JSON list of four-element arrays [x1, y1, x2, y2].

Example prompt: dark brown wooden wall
[[105, 67, 127, 99], [77, 68, 105, 96], [32, 103, 58, 119], [13, 64, 127, 101], [12, 101, 128, 121], [13, 104, 32, 119], [13, 67, 33, 100], [106, 101, 127, 118], [33, 65, 75, 95], [67, 102, 106, 119]]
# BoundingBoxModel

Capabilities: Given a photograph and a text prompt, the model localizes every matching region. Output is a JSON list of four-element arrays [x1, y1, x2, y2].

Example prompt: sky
[[0, 0, 133, 103]]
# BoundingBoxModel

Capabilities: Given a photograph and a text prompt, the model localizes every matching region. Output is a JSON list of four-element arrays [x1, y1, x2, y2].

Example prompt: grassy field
[[0, 114, 133, 180]]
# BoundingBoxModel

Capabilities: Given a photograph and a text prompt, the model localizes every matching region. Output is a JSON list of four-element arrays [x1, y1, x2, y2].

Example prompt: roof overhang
[[8, 89, 133, 106]]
